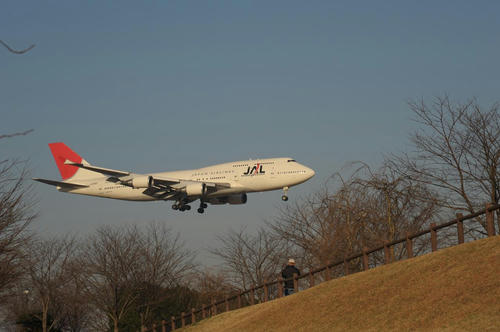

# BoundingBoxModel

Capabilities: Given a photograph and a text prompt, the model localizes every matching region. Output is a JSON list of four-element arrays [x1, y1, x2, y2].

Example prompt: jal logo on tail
[[243, 164, 265, 175]]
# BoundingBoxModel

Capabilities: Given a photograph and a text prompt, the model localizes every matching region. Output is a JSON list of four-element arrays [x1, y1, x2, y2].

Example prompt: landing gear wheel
[[282, 186, 289, 202], [172, 204, 179, 210], [197, 208, 205, 214], [185, 205, 191, 211], [179, 206, 186, 212], [202, 203, 208, 209]]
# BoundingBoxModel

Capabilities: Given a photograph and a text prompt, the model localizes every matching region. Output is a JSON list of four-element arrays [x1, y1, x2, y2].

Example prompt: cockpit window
[[287, 159, 296, 162]]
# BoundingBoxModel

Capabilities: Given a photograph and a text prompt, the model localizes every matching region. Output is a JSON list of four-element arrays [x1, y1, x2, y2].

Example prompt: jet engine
[[131, 175, 153, 188], [227, 193, 247, 204], [208, 193, 247, 205], [184, 183, 206, 196]]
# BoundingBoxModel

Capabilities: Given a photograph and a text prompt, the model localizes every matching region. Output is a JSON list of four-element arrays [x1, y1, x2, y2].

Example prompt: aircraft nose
[[306, 167, 315, 179], [309, 168, 315, 178]]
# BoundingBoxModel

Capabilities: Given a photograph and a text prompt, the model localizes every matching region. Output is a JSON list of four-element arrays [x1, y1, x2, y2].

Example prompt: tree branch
[[0, 40, 35, 54]]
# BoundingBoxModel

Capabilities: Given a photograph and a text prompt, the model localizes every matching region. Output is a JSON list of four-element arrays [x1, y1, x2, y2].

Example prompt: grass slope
[[183, 236, 500, 331]]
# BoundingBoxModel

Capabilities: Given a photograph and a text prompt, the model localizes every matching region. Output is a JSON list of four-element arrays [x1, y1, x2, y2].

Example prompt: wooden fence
[[142, 203, 499, 332]]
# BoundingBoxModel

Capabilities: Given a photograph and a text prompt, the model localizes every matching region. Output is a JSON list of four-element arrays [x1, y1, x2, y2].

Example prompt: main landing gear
[[197, 201, 208, 214], [172, 201, 191, 212], [172, 199, 208, 213], [282, 186, 289, 201]]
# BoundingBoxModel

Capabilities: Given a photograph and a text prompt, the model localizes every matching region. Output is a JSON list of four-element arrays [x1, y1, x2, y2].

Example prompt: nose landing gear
[[281, 186, 289, 201]]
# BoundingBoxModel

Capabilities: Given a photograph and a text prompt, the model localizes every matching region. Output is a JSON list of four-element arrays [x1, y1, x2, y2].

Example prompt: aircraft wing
[[152, 177, 230, 188], [143, 178, 232, 199], [33, 178, 89, 188], [63, 161, 231, 197]]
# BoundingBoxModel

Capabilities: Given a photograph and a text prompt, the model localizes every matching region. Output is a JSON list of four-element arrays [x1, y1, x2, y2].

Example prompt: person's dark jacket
[[281, 265, 300, 289]]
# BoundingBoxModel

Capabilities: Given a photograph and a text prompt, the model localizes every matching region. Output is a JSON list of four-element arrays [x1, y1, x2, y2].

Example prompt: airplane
[[33, 142, 315, 213]]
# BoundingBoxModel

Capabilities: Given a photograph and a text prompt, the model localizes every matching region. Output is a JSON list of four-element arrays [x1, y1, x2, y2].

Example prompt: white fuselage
[[58, 157, 315, 201]]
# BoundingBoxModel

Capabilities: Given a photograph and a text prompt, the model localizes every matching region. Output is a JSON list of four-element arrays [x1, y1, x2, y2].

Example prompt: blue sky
[[2, 1, 499, 264]]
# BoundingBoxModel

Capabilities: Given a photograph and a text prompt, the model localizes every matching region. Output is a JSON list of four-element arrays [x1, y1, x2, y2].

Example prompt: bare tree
[[271, 176, 372, 274], [57, 258, 94, 332], [271, 165, 440, 272], [192, 267, 237, 305], [23, 235, 77, 332], [80, 226, 142, 332], [134, 222, 196, 327], [350, 162, 441, 260], [0, 52, 36, 296], [209, 227, 287, 293], [80, 223, 197, 331], [0, 131, 37, 330], [0, 158, 36, 298], [393, 96, 500, 234]]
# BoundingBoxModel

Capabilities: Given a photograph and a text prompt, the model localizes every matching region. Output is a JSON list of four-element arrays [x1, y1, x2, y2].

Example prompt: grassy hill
[[183, 236, 500, 331]]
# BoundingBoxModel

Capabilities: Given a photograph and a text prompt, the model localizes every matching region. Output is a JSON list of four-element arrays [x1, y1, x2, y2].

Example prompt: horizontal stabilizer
[[33, 178, 89, 188], [64, 161, 130, 177]]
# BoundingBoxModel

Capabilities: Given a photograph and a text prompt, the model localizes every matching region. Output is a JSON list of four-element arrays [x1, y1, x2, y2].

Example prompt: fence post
[[211, 298, 217, 315], [192, 308, 196, 324], [406, 233, 413, 259], [181, 312, 185, 328], [278, 277, 283, 298], [250, 287, 255, 305], [486, 203, 495, 236], [225, 296, 229, 312], [293, 273, 298, 293], [237, 292, 242, 308], [161, 320, 166, 332], [152, 323, 156, 332], [384, 242, 390, 264], [171, 317, 175, 331], [309, 272, 314, 287], [263, 280, 268, 302], [344, 259, 349, 275], [456, 213, 464, 244], [497, 206, 500, 235], [326, 265, 331, 280], [363, 247, 369, 270], [430, 223, 437, 252]]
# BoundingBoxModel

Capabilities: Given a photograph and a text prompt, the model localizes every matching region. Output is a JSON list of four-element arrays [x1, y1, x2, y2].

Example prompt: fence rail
[[143, 203, 499, 332]]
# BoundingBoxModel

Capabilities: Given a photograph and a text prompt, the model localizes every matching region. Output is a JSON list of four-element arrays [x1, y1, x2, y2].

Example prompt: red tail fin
[[48, 142, 82, 180]]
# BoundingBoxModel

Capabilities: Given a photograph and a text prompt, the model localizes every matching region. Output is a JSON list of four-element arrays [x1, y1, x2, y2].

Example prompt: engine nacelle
[[227, 193, 247, 204], [184, 183, 206, 196], [208, 193, 247, 205], [131, 175, 153, 188]]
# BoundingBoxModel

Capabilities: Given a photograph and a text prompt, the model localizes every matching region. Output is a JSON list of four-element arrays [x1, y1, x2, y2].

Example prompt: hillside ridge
[[183, 236, 500, 331]]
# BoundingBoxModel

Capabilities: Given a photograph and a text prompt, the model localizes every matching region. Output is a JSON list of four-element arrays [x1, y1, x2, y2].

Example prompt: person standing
[[281, 258, 300, 296]]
